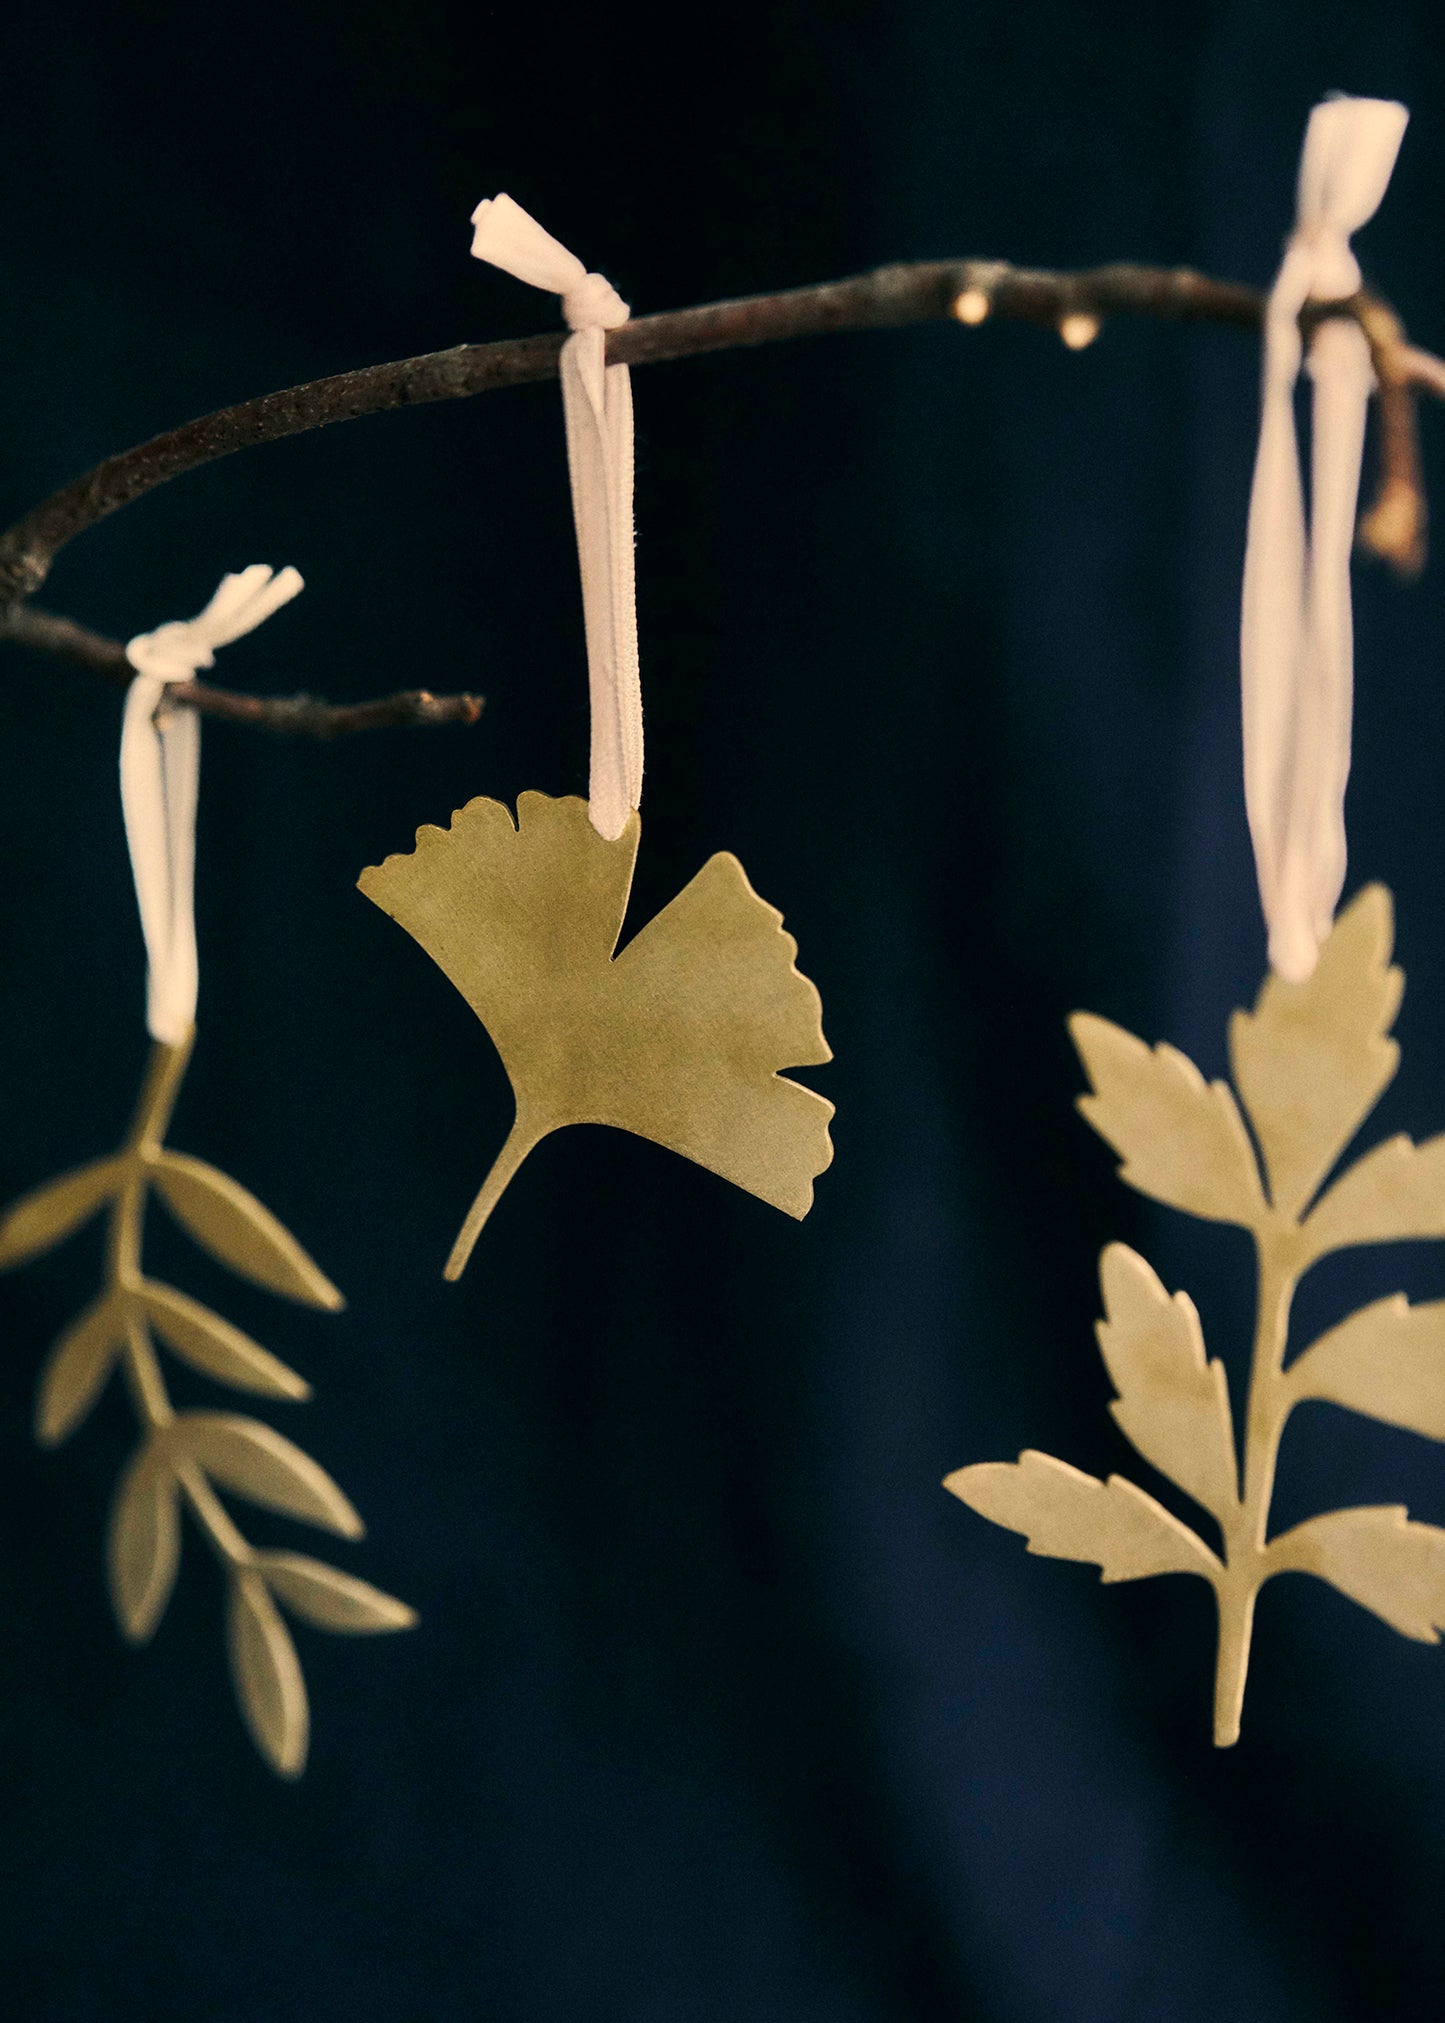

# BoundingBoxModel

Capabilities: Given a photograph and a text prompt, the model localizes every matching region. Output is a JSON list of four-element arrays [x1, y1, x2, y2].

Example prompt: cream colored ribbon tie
[[1241, 94, 1408, 982], [121, 565, 303, 1044], [469, 192, 640, 841]]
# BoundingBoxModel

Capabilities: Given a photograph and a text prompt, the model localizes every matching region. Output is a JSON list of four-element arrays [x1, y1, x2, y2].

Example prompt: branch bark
[[0, 603, 483, 734], [0, 256, 1437, 731], [0, 261, 1268, 608]]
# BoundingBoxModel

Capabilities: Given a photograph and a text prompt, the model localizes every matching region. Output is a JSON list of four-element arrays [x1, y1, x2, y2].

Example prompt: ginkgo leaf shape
[[359, 792, 834, 1278]]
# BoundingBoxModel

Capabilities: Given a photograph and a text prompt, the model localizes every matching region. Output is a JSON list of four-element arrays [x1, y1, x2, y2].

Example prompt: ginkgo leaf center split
[[359, 792, 834, 1279], [946, 884, 1445, 1745]]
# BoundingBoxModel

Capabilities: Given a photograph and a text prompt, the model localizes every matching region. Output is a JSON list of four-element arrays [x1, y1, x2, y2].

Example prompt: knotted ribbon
[[121, 565, 303, 1043], [1241, 94, 1408, 982], [470, 193, 641, 840]]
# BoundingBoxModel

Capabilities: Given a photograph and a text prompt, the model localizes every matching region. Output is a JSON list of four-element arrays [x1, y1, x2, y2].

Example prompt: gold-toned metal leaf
[[259, 1552, 418, 1634], [944, 1451, 1219, 1582], [35, 1295, 123, 1447], [1268, 1506, 1445, 1641], [152, 1152, 343, 1310], [7, 1032, 383, 1777], [1229, 885, 1402, 1219], [1301, 1133, 1445, 1261], [228, 1567, 309, 1777], [955, 885, 1445, 1746], [0, 1157, 119, 1268], [1286, 1296, 1445, 1439], [142, 1282, 310, 1401], [174, 1412, 363, 1538], [358, 793, 834, 1278], [1095, 1244, 1238, 1524], [107, 1440, 181, 1643], [1068, 1013, 1265, 1225]]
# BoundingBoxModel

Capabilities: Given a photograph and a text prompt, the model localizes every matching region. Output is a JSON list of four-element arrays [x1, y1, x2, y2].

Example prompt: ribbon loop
[[1240, 95, 1407, 983], [121, 566, 303, 1044], [470, 192, 640, 840]]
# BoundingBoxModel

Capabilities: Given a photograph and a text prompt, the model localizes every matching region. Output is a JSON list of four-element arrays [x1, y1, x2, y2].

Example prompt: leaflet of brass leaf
[[358, 792, 834, 1279], [0, 1031, 416, 1778], [945, 884, 1445, 1745]]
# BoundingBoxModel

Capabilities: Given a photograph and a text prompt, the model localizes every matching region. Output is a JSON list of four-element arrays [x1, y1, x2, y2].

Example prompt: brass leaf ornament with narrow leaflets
[[359, 791, 834, 1278], [946, 886, 1445, 1745], [0, 1032, 416, 1777]]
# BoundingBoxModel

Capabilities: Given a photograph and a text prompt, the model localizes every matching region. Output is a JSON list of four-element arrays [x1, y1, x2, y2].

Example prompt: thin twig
[[170, 683, 485, 736], [0, 257, 1440, 730], [0, 601, 483, 735], [0, 261, 1263, 607], [1351, 295, 1428, 576]]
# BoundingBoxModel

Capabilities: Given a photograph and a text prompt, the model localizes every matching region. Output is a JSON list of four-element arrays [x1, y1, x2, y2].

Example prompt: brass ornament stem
[[1213, 1221, 1303, 1746], [120, 1312, 171, 1430], [1240, 1228, 1304, 1542], [444, 1113, 547, 1283], [125, 1032, 195, 1155], [175, 1461, 252, 1567], [1211, 1578, 1257, 1749], [107, 1158, 147, 1301], [0, 1027, 414, 1775], [111, 1079, 173, 1431], [109, 1038, 249, 1568], [118, 1315, 247, 1562]]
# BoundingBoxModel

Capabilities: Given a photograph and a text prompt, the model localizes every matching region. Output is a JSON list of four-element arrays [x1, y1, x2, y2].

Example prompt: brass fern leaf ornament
[[0, 571, 415, 1778], [949, 885, 1445, 1745], [360, 792, 834, 1278], [948, 101, 1422, 1743]]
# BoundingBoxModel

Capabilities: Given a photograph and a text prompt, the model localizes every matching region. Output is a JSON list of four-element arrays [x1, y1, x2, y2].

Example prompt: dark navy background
[[1, 3, 1444, 2017]]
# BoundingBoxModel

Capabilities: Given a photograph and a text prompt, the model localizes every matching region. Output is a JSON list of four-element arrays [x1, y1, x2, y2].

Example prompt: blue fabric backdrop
[[1, 2, 1443, 2016]]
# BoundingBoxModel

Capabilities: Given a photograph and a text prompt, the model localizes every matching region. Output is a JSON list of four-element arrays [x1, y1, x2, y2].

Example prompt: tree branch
[[0, 261, 1261, 607], [0, 601, 483, 735], [0, 256, 1439, 732]]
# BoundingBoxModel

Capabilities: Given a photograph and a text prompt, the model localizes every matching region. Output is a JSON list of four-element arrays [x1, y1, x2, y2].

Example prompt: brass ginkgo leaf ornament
[[388, 211, 835, 1277], [360, 791, 834, 1278], [1, 1030, 417, 1777], [947, 885, 1445, 1744]]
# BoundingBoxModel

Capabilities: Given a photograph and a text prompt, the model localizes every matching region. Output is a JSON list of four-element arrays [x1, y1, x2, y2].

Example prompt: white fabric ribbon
[[121, 565, 303, 1043], [1241, 94, 1408, 981], [470, 193, 641, 840]]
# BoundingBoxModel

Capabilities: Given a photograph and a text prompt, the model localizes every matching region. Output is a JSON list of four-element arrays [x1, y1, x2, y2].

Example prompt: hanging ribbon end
[[586, 794, 634, 845], [1268, 918, 1322, 986]]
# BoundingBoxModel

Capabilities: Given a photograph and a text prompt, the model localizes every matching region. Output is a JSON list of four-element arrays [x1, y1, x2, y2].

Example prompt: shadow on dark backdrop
[[1, 2, 1444, 2018]]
